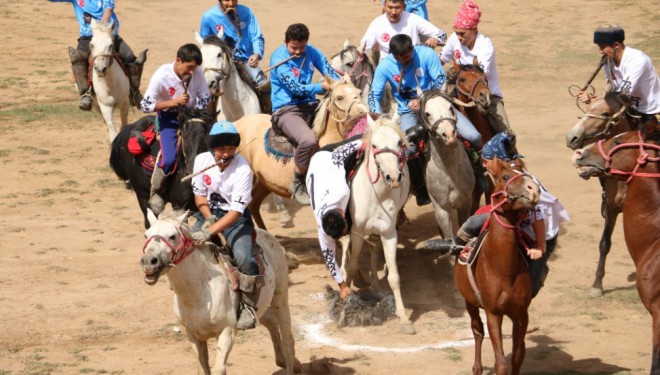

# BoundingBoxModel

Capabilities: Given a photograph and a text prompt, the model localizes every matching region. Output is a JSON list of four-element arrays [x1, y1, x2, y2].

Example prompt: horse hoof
[[399, 322, 416, 335], [589, 288, 603, 298]]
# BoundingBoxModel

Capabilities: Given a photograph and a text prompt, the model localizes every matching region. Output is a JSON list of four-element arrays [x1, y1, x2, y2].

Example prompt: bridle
[[576, 104, 629, 142], [420, 91, 457, 137], [203, 44, 232, 97], [179, 118, 208, 175], [595, 130, 660, 183], [489, 171, 532, 229], [328, 81, 363, 123], [456, 69, 489, 105], [365, 133, 407, 184], [142, 226, 195, 266]]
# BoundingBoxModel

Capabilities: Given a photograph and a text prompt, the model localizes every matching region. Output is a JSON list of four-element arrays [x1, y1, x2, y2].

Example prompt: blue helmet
[[482, 132, 523, 161], [208, 120, 240, 148]]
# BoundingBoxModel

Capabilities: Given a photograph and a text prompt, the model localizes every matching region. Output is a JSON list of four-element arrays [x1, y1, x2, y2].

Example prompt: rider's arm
[[478, 36, 497, 77], [368, 66, 388, 113], [272, 61, 325, 99], [310, 46, 341, 81], [424, 48, 447, 90], [248, 11, 265, 60], [194, 195, 213, 219], [100, 6, 113, 24], [438, 34, 457, 64], [415, 16, 447, 46], [359, 20, 378, 52]]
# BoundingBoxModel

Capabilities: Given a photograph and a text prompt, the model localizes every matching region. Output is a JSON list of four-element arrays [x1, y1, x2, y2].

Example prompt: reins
[[596, 130, 660, 183], [488, 171, 534, 252], [142, 226, 195, 266], [456, 71, 488, 105]]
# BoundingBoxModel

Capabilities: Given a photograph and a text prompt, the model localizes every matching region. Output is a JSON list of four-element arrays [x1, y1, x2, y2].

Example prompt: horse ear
[[216, 28, 224, 40], [176, 210, 189, 225], [325, 74, 337, 87], [91, 18, 98, 29], [194, 30, 203, 45], [453, 58, 462, 72], [343, 39, 350, 49], [342, 73, 352, 84], [472, 56, 479, 66], [357, 42, 366, 54], [147, 208, 158, 226]]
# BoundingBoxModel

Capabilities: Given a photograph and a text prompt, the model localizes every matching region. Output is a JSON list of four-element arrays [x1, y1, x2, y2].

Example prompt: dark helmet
[[593, 24, 625, 46]]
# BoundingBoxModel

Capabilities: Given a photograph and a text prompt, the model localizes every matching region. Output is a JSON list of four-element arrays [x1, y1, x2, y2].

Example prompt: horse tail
[[109, 124, 131, 181]]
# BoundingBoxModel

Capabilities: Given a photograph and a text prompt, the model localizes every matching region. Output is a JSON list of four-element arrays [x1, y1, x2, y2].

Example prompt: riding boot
[[289, 172, 310, 206], [69, 47, 93, 111], [424, 232, 468, 256], [127, 49, 148, 109], [255, 79, 272, 114], [236, 273, 263, 330], [149, 166, 168, 216], [406, 158, 431, 206]]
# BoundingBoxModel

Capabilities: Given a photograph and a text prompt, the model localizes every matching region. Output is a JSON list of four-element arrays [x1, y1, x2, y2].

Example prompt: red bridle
[[142, 227, 196, 266], [596, 130, 660, 183], [366, 141, 407, 184]]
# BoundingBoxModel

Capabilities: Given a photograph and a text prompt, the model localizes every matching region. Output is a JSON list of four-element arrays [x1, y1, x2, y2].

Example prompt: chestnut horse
[[572, 128, 660, 374], [233, 74, 368, 229], [455, 158, 540, 375], [452, 58, 495, 144], [565, 92, 639, 297]]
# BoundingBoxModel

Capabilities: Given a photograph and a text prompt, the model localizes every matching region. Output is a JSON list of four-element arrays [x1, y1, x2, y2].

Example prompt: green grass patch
[[0, 77, 28, 89], [18, 145, 50, 155], [0, 103, 94, 124]]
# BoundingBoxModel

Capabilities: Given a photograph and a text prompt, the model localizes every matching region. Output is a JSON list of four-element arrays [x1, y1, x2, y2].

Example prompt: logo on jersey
[[78, 0, 85, 7], [203, 174, 212, 186], [292, 67, 299, 77], [168, 87, 176, 97], [215, 24, 224, 33], [393, 74, 401, 82], [416, 68, 424, 77], [240, 21, 247, 29], [454, 50, 461, 60], [381, 33, 391, 43]]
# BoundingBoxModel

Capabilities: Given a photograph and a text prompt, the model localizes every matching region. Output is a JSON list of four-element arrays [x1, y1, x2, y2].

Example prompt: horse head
[[179, 113, 213, 176], [565, 91, 636, 150], [419, 90, 459, 147], [454, 58, 491, 114], [195, 31, 232, 97], [313, 74, 368, 140], [90, 19, 116, 77], [330, 40, 374, 93], [140, 210, 192, 285], [489, 158, 540, 212], [364, 115, 408, 189], [572, 128, 660, 181]]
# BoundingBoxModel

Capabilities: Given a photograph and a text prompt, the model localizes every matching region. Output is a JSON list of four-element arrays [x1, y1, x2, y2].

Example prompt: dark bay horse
[[572, 127, 660, 373], [455, 158, 540, 375], [110, 113, 212, 228], [565, 92, 639, 297]]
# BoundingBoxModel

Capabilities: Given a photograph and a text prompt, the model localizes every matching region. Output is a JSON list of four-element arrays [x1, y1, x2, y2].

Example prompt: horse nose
[[140, 254, 161, 269], [571, 149, 587, 164], [397, 172, 402, 182]]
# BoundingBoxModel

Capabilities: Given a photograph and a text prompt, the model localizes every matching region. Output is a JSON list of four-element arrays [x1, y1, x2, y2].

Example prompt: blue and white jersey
[[406, 0, 429, 20], [199, 4, 265, 62], [270, 44, 340, 112], [369, 45, 446, 115], [50, 0, 119, 37]]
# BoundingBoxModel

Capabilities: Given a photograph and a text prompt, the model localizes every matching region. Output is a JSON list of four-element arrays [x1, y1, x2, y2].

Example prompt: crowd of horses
[[83, 19, 659, 375]]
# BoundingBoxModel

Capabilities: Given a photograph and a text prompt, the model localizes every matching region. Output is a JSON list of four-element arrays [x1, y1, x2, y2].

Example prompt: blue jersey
[[406, 0, 429, 20], [199, 5, 264, 62], [50, 0, 119, 37], [270, 44, 340, 112], [369, 45, 445, 115]]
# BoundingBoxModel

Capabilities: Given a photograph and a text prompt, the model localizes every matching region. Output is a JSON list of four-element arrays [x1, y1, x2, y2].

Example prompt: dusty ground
[[1, 0, 658, 374]]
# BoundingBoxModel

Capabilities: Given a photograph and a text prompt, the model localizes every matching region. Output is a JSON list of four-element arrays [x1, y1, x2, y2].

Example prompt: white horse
[[90, 19, 130, 143], [140, 210, 300, 375], [195, 31, 261, 122], [419, 90, 475, 237], [340, 116, 415, 334]]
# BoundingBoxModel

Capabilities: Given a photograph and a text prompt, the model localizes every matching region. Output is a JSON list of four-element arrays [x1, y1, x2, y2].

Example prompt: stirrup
[[236, 304, 257, 330], [288, 179, 310, 206], [79, 93, 93, 111]]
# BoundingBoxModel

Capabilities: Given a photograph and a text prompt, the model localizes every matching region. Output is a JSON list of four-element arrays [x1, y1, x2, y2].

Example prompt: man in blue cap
[[424, 132, 569, 298], [190, 120, 261, 330]]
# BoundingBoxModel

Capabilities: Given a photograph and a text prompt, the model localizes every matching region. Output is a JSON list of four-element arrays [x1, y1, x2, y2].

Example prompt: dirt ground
[[1, 0, 658, 374]]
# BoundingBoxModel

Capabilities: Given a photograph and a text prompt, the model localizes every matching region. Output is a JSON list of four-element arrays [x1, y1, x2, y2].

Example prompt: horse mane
[[603, 90, 633, 110], [458, 63, 485, 74], [203, 35, 234, 57], [312, 95, 332, 139], [92, 20, 114, 34], [364, 116, 409, 149], [159, 210, 192, 233]]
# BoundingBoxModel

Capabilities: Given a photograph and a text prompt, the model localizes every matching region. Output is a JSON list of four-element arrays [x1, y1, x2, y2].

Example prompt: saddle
[[208, 235, 266, 293], [264, 128, 295, 163], [458, 229, 489, 266], [127, 118, 159, 174], [234, 61, 272, 114]]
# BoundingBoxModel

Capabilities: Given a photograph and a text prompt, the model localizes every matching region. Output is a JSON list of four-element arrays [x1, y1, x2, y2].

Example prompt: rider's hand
[[205, 215, 218, 226], [339, 282, 351, 300], [247, 54, 260, 68], [191, 227, 213, 244], [408, 98, 421, 112], [321, 81, 331, 92], [577, 91, 592, 104], [527, 248, 543, 260], [174, 93, 190, 107], [424, 37, 440, 48]]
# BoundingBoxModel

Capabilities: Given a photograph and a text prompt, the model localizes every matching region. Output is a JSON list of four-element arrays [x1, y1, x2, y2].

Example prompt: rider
[[362, 0, 447, 62], [189, 120, 261, 330], [50, 0, 146, 111], [424, 132, 570, 297], [199, 0, 271, 112], [306, 136, 367, 301], [576, 24, 660, 127], [439, 0, 515, 137], [380, 0, 430, 20], [140, 44, 212, 214], [369, 34, 482, 206], [270, 23, 341, 205]]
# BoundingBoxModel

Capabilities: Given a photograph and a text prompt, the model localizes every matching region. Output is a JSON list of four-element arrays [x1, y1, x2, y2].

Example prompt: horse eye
[[346, 62, 354, 67], [503, 175, 510, 181], [601, 112, 609, 117], [217, 52, 222, 58], [169, 235, 176, 241], [337, 96, 344, 101], [425, 112, 431, 117], [459, 77, 466, 83]]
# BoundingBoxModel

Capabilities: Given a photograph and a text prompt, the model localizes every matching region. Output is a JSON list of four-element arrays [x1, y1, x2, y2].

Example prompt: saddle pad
[[264, 128, 295, 164], [458, 230, 489, 266], [215, 243, 267, 292]]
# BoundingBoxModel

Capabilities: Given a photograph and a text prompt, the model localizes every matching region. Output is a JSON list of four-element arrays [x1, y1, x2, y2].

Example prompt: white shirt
[[191, 153, 252, 214], [306, 138, 364, 284], [141, 63, 211, 113], [520, 176, 570, 241], [605, 46, 660, 114], [361, 12, 447, 62], [440, 32, 503, 97]]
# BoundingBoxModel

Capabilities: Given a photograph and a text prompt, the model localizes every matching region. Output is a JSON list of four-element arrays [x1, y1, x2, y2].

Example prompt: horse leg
[[212, 326, 235, 375], [187, 336, 211, 375], [348, 233, 365, 288], [590, 203, 620, 297], [381, 231, 415, 335], [259, 307, 287, 369], [99, 104, 118, 143], [510, 311, 528, 375], [250, 182, 270, 230], [433, 207, 453, 239], [653, 309, 660, 375], [269, 294, 302, 373], [466, 303, 484, 375], [485, 311, 508, 375], [272, 195, 293, 225], [369, 245, 380, 290], [120, 102, 129, 127]]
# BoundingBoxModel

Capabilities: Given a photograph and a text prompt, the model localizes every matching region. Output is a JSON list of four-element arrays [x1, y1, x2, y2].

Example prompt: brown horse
[[455, 158, 540, 375], [572, 128, 660, 374], [452, 57, 495, 144], [565, 92, 639, 297], [233, 74, 368, 229]]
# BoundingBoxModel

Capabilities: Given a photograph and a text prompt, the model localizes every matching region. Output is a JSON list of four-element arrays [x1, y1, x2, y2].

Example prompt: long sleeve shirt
[[140, 63, 211, 113], [50, 0, 119, 37], [199, 4, 265, 62]]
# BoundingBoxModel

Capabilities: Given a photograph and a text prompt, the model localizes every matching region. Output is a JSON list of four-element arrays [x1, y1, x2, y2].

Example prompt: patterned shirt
[[140, 63, 211, 113], [50, 0, 120, 37], [270, 44, 340, 112], [199, 4, 265, 62], [369, 45, 446, 115]]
